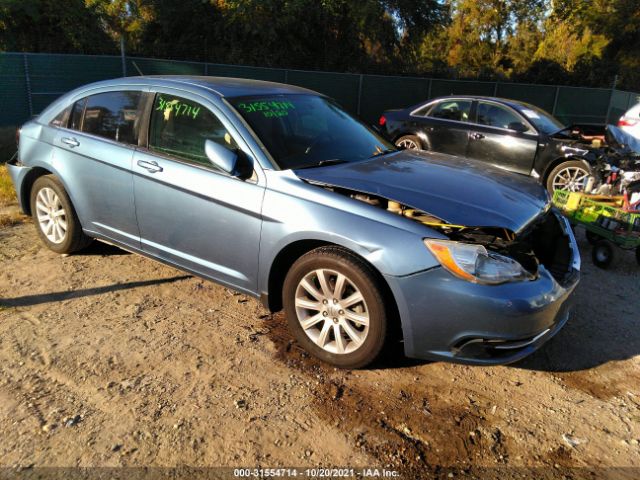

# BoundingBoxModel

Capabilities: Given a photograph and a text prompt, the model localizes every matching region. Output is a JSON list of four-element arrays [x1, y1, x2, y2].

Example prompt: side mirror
[[205, 139, 252, 179], [508, 121, 528, 133]]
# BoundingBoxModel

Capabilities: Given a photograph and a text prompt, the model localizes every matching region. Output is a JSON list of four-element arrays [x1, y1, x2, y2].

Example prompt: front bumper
[[386, 216, 580, 365]]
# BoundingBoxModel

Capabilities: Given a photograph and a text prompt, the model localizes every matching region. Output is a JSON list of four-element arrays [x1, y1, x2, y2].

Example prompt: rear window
[[81, 91, 144, 145]]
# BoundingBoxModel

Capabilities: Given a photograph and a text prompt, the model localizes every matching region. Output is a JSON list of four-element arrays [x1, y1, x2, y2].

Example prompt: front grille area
[[521, 211, 574, 284]]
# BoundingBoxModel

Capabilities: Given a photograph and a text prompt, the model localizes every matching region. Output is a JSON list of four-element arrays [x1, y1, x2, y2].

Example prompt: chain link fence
[[2, 52, 639, 128]]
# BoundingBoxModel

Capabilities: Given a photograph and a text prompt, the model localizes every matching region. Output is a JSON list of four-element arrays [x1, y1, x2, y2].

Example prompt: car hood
[[294, 150, 550, 233]]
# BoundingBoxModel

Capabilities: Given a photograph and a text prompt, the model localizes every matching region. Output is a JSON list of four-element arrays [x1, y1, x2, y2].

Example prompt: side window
[[50, 105, 71, 128], [148, 93, 238, 168], [81, 91, 144, 145], [69, 99, 86, 131], [428, 100, 472, 122], [412, 104, 432, 117], [476, 102, 524, 130]]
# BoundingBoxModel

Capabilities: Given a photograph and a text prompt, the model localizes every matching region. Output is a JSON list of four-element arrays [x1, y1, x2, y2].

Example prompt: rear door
[[412, 98, 473, 156], [465, 100, 539, 174], [52, 90, 145, 245], [132, 88, 264, 292]]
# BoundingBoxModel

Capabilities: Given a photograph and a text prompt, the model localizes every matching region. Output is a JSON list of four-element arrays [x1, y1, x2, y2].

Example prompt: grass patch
[[0, 164, 17, 207], [0, 126, 17, 164], [0, 210, 24, 227]]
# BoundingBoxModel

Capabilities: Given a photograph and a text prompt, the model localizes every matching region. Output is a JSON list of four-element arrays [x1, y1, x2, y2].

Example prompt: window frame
[[50, 88, 150, 150], [472, 100, 536, 134]]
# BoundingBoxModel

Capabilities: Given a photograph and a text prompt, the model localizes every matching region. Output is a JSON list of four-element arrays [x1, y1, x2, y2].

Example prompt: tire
[[592, 240, 614, 269], [282, 246, 388, 369], [585, 230, 600, 245], [636, 246, 640, 266], [545, 160, 591, 194], [395, 135, 422, 150], [30, 175, 91, 254]]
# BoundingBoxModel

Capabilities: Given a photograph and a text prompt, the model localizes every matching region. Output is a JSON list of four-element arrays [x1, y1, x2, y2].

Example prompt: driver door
[[465, 101, 539, 175], [132, 89, 264, 292]]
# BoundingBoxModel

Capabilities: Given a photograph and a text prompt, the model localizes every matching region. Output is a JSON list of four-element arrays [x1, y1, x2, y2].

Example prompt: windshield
[[228, 94, 395, 169], [516, 103, 565, 134]]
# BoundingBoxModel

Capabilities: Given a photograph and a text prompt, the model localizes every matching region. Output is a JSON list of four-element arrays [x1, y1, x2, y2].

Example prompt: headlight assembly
[[424, 239, 534, 285]]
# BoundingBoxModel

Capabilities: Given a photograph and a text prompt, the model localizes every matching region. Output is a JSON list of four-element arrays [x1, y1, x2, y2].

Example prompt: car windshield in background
[[229, 94, 395, 170], [517, 104, 565, 134]]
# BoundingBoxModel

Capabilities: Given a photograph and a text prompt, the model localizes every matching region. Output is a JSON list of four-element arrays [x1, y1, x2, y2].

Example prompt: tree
[[0, 0, 114, 53], [85, 0, 154, 54]]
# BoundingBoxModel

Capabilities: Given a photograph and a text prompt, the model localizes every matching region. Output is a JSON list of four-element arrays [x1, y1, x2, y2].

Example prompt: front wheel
[[30, 175, 91, 254], [283, 247, 388, 369], [546, 160, 591, 194]]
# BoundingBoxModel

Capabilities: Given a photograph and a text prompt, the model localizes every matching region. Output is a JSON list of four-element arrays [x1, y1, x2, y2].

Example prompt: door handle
[[470, 132, 485, 140], [137, 159, 163, 173], [61, 137, 80, 148]]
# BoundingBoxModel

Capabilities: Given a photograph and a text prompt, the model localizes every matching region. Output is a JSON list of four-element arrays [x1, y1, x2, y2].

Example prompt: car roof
[[76, 75, 317, 98], [428, 95, 537, 111]]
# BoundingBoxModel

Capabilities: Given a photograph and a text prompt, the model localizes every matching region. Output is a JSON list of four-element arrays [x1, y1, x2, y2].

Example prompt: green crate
[[553, 190, 640, 248]]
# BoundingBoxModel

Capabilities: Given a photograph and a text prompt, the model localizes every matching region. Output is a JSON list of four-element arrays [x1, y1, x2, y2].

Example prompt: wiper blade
[[295, 159, 348, 169], [369, 148, 397, 158]]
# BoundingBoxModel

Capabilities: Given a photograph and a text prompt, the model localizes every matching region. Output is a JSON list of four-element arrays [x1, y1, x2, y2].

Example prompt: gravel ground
[[0, 217, 638, 479]]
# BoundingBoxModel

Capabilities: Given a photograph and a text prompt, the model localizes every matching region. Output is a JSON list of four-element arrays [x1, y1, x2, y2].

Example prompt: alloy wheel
[[552, 166, 589, 192], [294, 269, 369, 354], [397, 138, 419, 150], [35, 187, 67, 244]]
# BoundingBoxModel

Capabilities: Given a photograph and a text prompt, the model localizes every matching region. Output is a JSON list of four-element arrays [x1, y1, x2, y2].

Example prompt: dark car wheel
[[30, 175, 92, 254], [636, 246, 640, 266], [592, 240, 614, 269], [283, 246, 388, 369], [395, 135, 422, 150], [546, 160, 591, 193]]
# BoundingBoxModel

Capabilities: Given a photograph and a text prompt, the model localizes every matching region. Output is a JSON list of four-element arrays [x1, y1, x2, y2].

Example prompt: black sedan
[[379, 96, 596, 193]]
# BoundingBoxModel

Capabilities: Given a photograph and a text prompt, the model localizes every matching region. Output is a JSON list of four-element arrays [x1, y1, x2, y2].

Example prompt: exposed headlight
[[424, 239, 534, 285]]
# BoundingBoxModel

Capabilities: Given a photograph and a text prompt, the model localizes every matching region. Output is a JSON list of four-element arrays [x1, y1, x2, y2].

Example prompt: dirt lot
[[0, 202, 639, 479]]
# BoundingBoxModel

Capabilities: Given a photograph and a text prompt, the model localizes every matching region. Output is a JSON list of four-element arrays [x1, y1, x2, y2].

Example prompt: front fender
[[257, 171, 442, 295]]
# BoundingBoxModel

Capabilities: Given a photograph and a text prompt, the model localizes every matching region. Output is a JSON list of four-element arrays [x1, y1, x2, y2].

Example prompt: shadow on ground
[[0, 275, 191, 308]]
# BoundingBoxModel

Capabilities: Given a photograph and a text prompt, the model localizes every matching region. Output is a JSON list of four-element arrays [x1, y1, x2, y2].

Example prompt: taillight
[[15, 127, 20, 147], [618, 118, 637, 127], [379, 115, 386, 126]]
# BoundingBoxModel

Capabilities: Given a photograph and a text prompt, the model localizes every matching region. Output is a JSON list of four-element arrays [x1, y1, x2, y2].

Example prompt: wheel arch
[[393, 131, 424, 146], [20, 166, 55, 216], [263, 240, 402, 340]]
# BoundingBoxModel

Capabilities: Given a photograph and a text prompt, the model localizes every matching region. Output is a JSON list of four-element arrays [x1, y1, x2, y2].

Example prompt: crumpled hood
[[294, 150, 550, 233]]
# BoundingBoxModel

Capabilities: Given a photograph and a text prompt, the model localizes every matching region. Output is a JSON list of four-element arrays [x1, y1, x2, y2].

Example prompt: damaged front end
[[329, 186, 578, 287]]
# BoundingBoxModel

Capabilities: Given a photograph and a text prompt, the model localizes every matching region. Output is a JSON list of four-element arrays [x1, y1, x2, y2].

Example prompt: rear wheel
[[395, 135, 422, 150], [592, 240, 614, 269], [30, 175, 91, 254], [546, 160, 590, 194], [283, 247, 387, 369]]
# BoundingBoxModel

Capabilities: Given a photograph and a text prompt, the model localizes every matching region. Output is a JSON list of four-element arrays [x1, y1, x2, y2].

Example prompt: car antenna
[[132, 61, 144, 76]]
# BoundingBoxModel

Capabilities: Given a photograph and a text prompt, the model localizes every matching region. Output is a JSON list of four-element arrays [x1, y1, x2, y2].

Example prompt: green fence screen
[[1, 52, 638, 128]]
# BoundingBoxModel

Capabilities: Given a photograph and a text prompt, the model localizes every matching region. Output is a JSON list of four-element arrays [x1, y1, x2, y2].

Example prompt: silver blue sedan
[[7, 76, 580, 368]]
